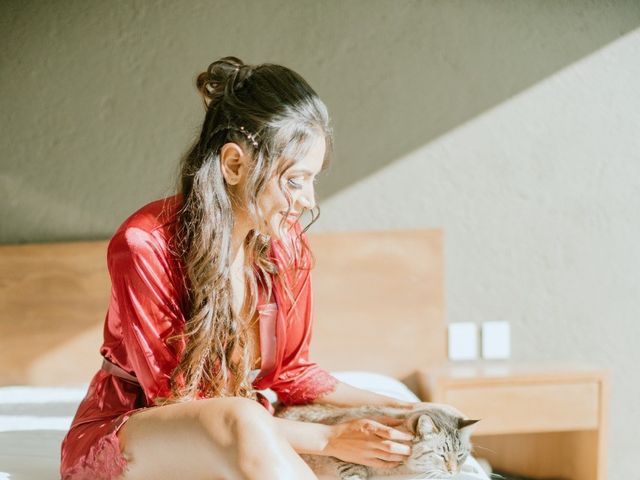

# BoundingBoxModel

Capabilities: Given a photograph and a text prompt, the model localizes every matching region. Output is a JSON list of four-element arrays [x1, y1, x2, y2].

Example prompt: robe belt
[[101, 355, 275, 415], [101, 356, 141, 385]]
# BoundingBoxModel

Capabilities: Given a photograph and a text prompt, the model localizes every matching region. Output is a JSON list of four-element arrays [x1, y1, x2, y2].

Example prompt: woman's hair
[[156, 56, 334, 405]]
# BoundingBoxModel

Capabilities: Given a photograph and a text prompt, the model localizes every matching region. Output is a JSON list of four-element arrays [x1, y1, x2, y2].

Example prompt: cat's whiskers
[[471, 444, 498, 455]]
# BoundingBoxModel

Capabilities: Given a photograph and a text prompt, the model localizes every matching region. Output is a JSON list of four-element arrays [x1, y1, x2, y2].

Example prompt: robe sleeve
[[268, 223, 339, 406], [269, 334, 339, 406], [106, 227, 185, 406]]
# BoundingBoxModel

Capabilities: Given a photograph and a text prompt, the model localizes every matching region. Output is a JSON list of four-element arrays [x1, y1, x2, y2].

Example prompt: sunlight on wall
[[314, 27, 640, 480]]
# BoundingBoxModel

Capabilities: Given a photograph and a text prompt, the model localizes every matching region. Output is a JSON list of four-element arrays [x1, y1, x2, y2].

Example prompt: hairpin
[[209, 124, 259, 148], [238, 126, 259, 148]]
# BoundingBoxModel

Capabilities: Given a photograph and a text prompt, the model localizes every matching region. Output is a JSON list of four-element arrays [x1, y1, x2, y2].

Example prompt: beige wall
[[2, 1, 639, 478]]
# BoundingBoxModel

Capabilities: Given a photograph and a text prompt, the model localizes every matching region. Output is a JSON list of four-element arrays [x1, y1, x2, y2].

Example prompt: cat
[[274, 402, 480, 480]]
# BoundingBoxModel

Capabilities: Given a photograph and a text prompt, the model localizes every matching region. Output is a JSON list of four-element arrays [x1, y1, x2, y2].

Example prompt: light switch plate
[[447, 322, 479, 361], [481, 321, 511, 359]]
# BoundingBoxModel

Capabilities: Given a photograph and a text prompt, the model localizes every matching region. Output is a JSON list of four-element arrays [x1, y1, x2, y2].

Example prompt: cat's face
[[402, 408, 479, 478]]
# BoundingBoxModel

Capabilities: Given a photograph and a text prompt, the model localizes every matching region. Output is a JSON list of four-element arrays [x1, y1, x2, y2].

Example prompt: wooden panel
[[0, 229, 445, 386], [307, 229, 446, 380], [473, 431, 600, 480], [443, 382, 599, 435], [417, 366, 609, 480], [596, 373, 609, 480], [0, 241, 110, 385]]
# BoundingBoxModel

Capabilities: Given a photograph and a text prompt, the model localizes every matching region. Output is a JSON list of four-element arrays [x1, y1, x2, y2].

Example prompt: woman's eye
[[287, 179, 303, 189]]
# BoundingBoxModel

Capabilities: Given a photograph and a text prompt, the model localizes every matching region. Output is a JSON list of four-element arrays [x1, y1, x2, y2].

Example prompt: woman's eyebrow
[[289, 168, 316, 176]]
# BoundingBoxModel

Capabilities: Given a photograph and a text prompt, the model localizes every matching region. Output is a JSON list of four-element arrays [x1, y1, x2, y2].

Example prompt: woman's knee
[[198, 396, 274, 436], [116, 397, 276, 480], [198, 397, 296, 479], [118, 396, 300, 480]]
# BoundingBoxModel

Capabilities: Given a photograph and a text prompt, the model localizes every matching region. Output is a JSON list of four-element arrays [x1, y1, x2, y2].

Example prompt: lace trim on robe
[[62, 408, 146, 480], [276, 367, 339, 406]]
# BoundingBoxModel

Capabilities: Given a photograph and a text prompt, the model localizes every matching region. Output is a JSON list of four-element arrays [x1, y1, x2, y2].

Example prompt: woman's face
[[257, 135, 325, 239]]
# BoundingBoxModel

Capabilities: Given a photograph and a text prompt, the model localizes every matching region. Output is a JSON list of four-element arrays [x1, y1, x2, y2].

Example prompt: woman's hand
[[322, 416, 414, 469]]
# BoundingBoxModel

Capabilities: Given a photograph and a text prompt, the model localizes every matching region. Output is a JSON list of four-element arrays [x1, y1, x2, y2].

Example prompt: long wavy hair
[[155, 56, 334, 405]]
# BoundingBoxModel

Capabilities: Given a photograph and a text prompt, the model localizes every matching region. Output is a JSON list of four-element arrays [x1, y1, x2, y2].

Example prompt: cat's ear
[[407, 410, 440, 435], [416, 415, 437, 437], [457, 418, 480, 438], [457, 418, 480, 429]]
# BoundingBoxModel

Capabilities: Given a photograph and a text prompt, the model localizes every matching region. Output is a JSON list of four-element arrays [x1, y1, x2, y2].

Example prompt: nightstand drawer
[[442, 381, 600, 435]]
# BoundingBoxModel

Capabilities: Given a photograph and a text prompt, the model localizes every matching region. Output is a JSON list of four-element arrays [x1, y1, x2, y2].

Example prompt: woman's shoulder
[[108, 193, 183, 259], [113, 194, 183, 237]]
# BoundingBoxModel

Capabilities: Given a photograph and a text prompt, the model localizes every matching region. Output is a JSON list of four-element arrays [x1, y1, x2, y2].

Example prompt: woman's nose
[[297, 186, 316, 211]]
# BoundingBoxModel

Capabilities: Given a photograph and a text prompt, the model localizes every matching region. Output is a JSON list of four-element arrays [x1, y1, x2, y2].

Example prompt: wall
[[1, 1, 639, 478]]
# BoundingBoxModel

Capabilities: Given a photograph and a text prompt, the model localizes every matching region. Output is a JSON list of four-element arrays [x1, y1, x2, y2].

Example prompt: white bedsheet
[[0, 373, 490, 480]]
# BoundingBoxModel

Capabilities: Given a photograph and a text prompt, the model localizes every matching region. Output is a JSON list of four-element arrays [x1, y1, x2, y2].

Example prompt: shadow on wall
[[1, 2, 639, 243], [319, 1, 640, 198]]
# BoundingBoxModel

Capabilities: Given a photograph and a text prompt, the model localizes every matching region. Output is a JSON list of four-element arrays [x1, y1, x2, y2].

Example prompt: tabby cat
[[274, 403, 480, 480]]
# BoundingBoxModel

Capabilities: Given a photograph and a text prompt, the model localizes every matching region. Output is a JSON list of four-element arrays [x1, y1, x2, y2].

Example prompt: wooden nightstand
[[416, 363, 609, 480]]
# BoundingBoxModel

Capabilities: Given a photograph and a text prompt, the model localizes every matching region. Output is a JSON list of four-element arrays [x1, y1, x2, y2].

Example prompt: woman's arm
[[313, 380, 467, 417], [272, 412, 413, 468], [312, 380, 414, 408], [272, 416, 332, 455]]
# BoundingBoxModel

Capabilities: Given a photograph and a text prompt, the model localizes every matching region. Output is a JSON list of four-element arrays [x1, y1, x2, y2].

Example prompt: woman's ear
[[220, 142, 248, 186]]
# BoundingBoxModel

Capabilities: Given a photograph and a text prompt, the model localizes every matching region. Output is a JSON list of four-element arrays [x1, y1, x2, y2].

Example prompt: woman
[[60, 56, 426, 480]]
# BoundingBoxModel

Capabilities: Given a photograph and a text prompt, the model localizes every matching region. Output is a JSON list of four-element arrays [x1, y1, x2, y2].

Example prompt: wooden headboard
[[0, 229, 445, 389]]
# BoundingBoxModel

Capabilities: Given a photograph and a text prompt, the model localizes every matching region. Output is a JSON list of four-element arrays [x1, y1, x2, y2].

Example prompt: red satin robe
[[59, 194, 338, 479]]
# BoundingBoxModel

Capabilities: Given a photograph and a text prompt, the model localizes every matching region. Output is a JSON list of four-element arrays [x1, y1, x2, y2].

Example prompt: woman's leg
[[116, 396, 318, 480]]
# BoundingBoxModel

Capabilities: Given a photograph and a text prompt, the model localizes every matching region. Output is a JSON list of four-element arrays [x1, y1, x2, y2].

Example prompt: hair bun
[[196, 56, 253, 108]]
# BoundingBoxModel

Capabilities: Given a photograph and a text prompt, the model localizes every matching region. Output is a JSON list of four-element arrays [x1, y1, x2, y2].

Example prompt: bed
[[0, 229, 490, 480]]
